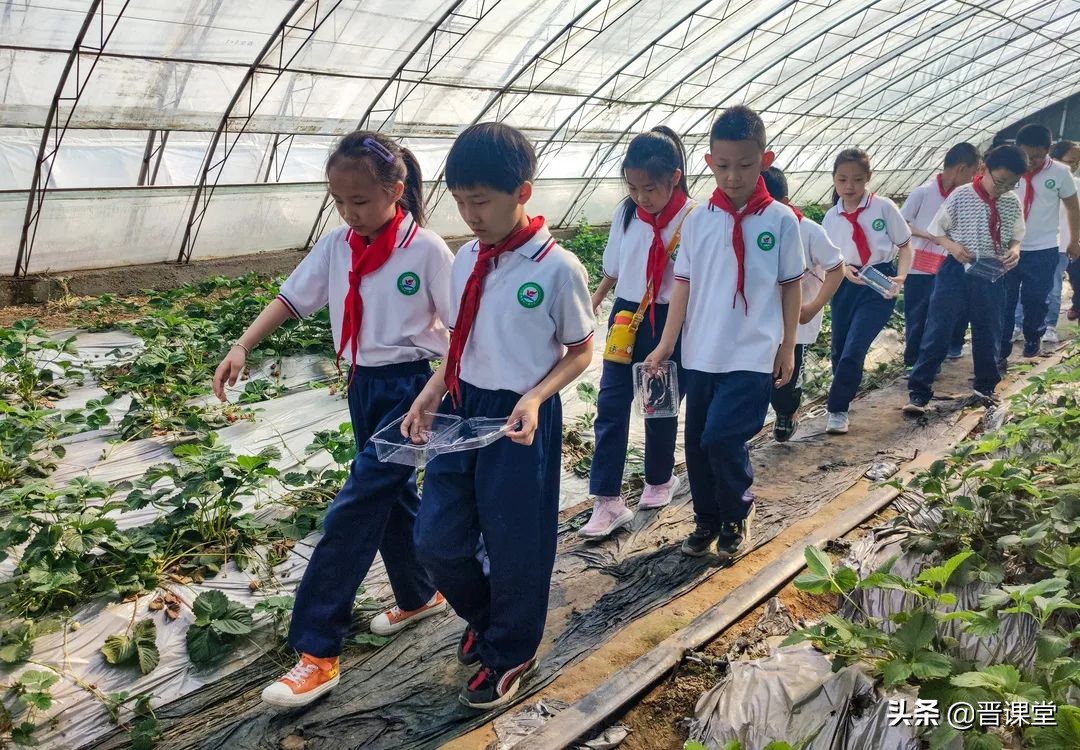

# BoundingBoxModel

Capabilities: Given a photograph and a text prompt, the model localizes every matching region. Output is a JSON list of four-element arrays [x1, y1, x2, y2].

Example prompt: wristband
[[232, 341, 251, 356]]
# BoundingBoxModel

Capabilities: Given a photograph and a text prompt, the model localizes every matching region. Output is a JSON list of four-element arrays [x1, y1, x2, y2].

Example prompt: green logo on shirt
[[871, 218, 887, 232], [517, 282, 544, 309], [1045, 178, 1056, 189], [397, 272, 420, 296], [756, 232, 776, 251]]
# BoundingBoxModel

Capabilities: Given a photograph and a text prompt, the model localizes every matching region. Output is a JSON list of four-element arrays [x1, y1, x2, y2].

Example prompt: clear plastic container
[[371, 413, 462, 467], [633, 361, 680, 419], [964, 255, 1007, 283], [371, 413, 518, 466], [858, 265, 895, 297], [428, 417, 517, 457]]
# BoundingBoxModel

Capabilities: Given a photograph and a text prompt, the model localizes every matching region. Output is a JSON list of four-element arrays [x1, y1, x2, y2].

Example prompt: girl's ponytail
[[399, 147, 426, 226]]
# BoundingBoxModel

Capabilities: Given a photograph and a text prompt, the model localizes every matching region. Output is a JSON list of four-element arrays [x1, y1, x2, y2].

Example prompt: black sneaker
[[681, 525, 719, 557], [1022, 340, 1041, 358], [457, 626, 482, 666], [459, 659, 537, 710], [903, 394, 929, 415], [997, 358, 1009, 377], [716, 505, 755, 562], [773, 413, 798, 443]]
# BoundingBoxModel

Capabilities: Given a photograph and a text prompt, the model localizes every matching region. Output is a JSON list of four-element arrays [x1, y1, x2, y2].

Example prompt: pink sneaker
[[638, 475, 681, 510], [578, 496, 633, 539]]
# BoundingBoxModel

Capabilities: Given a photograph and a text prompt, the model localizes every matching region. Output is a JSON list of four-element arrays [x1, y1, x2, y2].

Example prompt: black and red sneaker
[[459, 659, 537, 710], [457, 626, 482, 666]]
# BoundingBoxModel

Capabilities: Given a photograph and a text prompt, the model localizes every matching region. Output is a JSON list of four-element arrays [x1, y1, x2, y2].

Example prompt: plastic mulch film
[[689, 645, 919, 750]]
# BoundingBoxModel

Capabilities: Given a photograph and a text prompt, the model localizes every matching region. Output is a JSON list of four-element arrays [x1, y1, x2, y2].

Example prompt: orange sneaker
[[369, 592, 448, 636], [261, 653, 340, 707]]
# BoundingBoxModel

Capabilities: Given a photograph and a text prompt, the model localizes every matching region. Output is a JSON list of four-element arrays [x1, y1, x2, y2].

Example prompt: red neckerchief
[[936, 173, 956, 198], [336, 207, 406, 373], [636, 189, 688, 326], [709, 176, 774, 313], [782, 198, 804, 222], [1022, 156, 1049, 220], [444, 216, 546, 406], [973, 175, 1003, 254], [840, 193, 873, 266]]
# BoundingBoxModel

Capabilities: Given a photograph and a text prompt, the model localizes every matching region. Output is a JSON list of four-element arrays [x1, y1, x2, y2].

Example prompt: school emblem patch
[[756, 232, 776, 251], [1045, 178, 1056, 189], [397, 272, 420, 296], [871, 218, 886, 232], [517, 282, 544, 308]]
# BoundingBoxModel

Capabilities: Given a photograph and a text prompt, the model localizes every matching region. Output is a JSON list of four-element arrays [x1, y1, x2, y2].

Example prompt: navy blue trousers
[[414, 381, 562, 670], [905, 274, 968, 366], [1000, 247, 1059, 359], [289, 361, 437, 658], [769, 344, 805, 417], [909, 257, 1006, 401], [684, 369, 771, 529], [828, 264, 897, 413], [590, 298, 681, 496]]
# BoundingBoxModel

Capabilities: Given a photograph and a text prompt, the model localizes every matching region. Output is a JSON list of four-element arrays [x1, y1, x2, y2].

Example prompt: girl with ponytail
[[213, 130, 455, 707], [580, 125, 695, 540]]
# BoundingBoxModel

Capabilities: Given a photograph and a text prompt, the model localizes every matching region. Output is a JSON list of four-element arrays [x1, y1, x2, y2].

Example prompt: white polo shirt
[[601, 199, 696, 304], [1060, 174, 1080, 251], [795, 217, 844, 346], [450, 223, 595, 395], [278, 214, 454, 367], [822, 192, 911, 268], [674, 200, 806, 374], [901, 177, 950, 275], [1016, 157, 1077, 251]]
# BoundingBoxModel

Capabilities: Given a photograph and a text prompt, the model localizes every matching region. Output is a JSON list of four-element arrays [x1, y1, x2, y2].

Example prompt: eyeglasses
[[991, 175, 1019, 191]]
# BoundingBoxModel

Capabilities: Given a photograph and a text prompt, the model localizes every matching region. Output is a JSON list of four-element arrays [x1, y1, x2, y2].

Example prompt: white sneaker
[[578, 496, 634, 538], [369, 592, 447, 636], [1042, 326, 1059, 344], [1012, 326, 1023, 342], [826, 411, 849, 434], [638, 475, 681, 510]]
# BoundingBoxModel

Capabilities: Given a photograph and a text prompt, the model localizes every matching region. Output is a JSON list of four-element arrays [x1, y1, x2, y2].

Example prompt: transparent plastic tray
[[633, 361, 680, 419], [858, 265, 894, 297], [964, 255, 1007, 283], [371, 413, 516, 466]]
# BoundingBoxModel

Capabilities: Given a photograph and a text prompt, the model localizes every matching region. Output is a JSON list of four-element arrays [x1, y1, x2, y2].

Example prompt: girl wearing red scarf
[[579, 127, 696, 540], [214, 132, 455, 708]]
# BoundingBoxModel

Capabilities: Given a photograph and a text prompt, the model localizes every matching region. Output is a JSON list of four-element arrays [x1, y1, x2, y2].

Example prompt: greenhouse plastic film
[[689, 645, 919, 750]]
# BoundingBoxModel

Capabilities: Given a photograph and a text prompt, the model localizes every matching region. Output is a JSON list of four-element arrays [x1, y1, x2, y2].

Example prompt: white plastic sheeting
[[2, 0, 1079, 274]]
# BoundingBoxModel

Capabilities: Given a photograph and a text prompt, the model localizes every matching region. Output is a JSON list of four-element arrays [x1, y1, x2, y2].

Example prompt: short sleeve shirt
[[901, 178, 950, 275], [1016, 158, 1077, 251], [449, 223, 595, 395], [822, 192, 911, 267], [278, 215, 453, 366], [674, 200, 806, 374], [601, 199, 696, 304], [796, 218, 844, 345]]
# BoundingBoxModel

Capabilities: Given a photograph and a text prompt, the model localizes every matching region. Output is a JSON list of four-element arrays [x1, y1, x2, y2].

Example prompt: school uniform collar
[[836, 191, 873, 215], [465, 223, 556, 262], [394, 213, 420, 248]]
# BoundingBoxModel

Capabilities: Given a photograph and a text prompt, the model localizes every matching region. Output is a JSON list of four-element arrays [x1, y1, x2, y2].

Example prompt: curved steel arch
[[553, 0, 922, 225], [790, 17, 1080, 200], [178, 0, 344, 263], [14, 0, 133, 277], [421, 0, 638, 217], [656, 0, 956, 170], [768, 0, 1072, 187], [304, 0, 506, 246]]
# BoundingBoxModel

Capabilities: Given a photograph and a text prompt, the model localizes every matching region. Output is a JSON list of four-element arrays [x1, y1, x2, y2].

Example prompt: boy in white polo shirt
[[646, 106, 805, 560], [761, 166, 844, 443], [901, 142, 981, 367], [404, 123, 594, 710], [1000, 124, 1080, 363]]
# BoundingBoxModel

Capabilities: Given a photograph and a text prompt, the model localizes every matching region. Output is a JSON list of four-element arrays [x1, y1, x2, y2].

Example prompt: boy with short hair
[[646, 106, 805, 560], [404, 122, 594, 710], [760, 166, 844, 442], [901, 142, 981, 367], [1000, 124, 1080, 364], [905, 145, 1027, 414]]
